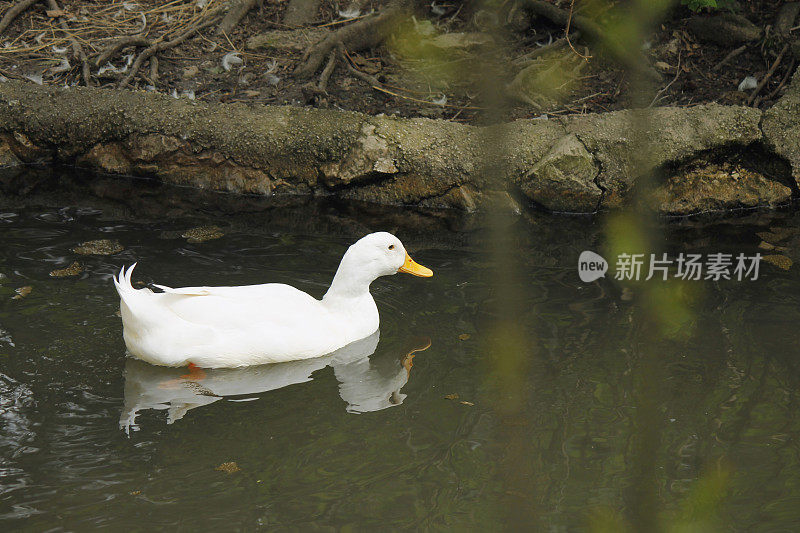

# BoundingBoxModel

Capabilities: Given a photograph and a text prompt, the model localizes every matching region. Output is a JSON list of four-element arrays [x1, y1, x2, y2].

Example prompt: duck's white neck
[[322, 251, 379, 302]]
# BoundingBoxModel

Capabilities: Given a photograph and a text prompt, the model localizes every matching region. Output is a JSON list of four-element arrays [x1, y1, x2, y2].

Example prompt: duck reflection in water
[[120, 333, 431, 432]]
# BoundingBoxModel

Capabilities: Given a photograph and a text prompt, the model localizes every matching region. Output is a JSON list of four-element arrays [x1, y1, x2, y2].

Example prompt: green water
[[2, 172, 800, 530]]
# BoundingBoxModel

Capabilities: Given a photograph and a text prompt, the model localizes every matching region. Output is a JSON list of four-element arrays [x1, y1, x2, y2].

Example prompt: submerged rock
[[653, 164, 791, 216], [73, 239, 124, 255], [758, 241, 789, 253], [4, 131, 49, 163], [0, 138, 22, 167], [78, 143, 131, 174], [12, 286, 32, 299], [50, 262, 84, 277], [182, 225, 224, 243], [762, 254, 793, 270], [215, 462, 241, 474], [756, 227, 795, 244]]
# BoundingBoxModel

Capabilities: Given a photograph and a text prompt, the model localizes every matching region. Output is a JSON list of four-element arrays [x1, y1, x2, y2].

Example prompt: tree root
[[295, 6, 401, 79], [317, 50, 337, 92], [340, 45, 381, 87], [94, 36, 152, 67], [0, 0, 39, 35], [302, 43, 381, 104], [149, 55, 159, 84], [119, 14, 222, 89], [46, 0, 90, 86], [217, 0, 258, 36]]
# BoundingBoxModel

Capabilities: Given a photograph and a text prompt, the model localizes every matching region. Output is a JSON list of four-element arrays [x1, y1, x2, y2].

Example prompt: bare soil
[[0, 0, 795, 125]]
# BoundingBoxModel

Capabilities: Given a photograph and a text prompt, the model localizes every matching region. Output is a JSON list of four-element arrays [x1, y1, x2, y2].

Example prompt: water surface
[[2, 171, 800, 529]]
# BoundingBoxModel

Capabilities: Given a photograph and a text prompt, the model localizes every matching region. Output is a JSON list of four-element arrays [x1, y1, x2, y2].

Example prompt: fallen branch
[[0, 0, 39, 35], [748, 43, 790, 106], [304, 43, 380, 100], [217, 0, 258, 36]]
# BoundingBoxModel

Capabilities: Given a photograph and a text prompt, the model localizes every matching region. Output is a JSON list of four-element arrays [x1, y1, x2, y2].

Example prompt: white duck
[[113, 232, 432, 368]]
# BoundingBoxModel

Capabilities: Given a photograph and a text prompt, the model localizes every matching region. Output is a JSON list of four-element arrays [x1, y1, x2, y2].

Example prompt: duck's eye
[[388, 244, 395, 250]]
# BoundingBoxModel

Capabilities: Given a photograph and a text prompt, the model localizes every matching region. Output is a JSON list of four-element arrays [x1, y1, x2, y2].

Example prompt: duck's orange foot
[[180, 362, 207, 381]]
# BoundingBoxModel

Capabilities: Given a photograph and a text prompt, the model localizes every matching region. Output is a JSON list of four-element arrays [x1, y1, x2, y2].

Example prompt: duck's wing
[[152, 284, 212, 296], [154, 283, 305, 299], [157, 283, 327, 330]]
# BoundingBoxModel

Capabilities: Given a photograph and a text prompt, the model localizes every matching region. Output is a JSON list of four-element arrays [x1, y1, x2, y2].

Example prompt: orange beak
[[398, 252, 433, 277]]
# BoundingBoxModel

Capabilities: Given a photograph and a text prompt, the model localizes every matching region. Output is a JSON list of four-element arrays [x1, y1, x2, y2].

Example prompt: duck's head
[[327, 232, 432, 298], [349, 232, 433, 279]]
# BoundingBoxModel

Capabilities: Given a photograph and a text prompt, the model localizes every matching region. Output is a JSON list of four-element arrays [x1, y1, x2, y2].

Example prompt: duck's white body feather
[[113, 232, 430, 368]]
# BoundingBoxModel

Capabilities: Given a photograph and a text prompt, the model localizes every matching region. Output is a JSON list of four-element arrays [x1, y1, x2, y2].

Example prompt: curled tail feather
[[113, 262, 138, 297], [114, 263, 159, 323]]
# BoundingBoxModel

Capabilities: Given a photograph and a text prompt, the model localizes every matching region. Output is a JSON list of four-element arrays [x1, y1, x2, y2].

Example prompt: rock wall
[[0, 78, 798, 216]]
